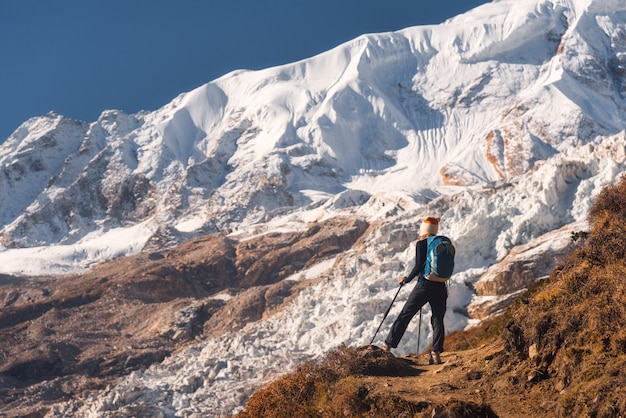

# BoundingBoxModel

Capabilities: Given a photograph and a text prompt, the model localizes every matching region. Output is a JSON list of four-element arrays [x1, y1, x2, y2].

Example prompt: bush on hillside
[[236, 345, 416, 417], [502, 174, 626, 417]]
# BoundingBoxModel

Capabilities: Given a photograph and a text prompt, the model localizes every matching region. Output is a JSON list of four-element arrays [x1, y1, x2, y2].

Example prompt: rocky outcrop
[[467, 222, 581, 319]]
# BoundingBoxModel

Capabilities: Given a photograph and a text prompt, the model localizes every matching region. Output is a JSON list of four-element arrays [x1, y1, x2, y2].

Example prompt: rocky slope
[[0, 217, 367, 417]]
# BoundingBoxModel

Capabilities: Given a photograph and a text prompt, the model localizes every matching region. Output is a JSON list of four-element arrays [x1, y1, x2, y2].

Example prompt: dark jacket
[[405, 238, 428, 283]]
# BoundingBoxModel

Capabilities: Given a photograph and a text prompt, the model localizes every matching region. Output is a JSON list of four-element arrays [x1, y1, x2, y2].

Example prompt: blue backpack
[[424, 235, 456, 282]]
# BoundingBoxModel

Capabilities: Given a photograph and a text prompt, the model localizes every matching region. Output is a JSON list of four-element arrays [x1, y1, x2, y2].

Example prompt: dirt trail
[[359, 342, 559, 418]]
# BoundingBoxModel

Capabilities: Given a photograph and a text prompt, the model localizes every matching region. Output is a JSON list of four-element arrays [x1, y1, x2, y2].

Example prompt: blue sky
[[0, 0, 490, 142]]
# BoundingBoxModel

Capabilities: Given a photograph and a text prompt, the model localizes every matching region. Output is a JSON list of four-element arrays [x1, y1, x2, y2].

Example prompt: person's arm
[[399, 239, 428, 284]]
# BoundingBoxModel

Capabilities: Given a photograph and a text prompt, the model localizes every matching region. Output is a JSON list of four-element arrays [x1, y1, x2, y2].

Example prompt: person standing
[[382, 216, 450, 365]]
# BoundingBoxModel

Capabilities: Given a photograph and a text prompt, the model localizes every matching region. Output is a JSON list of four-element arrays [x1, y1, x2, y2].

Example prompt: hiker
[[382, 216, 450, 365]]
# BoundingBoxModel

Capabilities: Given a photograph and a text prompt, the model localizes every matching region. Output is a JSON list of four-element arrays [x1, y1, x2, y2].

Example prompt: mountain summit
[[1, 0, 624, 272], [0, 0, 625, 415]]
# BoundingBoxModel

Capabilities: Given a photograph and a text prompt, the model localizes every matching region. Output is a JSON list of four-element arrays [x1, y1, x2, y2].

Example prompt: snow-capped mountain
[[1, 0, 626, 415]]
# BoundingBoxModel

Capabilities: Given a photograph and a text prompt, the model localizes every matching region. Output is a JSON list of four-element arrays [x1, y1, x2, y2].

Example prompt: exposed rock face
[[439, 165, 481, 187], [467, 223, 580, 319], [0, 216, 368, 416]]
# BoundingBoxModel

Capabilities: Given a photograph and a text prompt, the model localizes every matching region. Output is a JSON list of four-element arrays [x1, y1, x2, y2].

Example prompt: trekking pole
[[417, 308, 422, 354], [370, 284, 403, 345]]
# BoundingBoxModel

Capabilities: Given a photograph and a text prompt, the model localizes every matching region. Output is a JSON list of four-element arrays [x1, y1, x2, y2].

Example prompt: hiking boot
[[429, 351, 442, 365]]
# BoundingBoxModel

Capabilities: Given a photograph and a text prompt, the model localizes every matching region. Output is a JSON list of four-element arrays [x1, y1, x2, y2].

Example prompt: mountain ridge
[[3, 0, 625, 260]]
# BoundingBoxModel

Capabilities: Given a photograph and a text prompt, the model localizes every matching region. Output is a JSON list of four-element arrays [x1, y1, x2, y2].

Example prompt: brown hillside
[[236, 176, 626, 418], [0, 217, 368, 417], [501, 174, 626, 417]]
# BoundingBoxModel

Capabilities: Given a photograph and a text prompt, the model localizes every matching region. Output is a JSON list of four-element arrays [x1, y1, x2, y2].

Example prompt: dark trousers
[[384, 280, 447, 352]]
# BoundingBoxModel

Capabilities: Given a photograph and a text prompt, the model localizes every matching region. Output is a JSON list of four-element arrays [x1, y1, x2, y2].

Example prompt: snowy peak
[[0, 0, 625, 270], [0, 112, 88, 227]]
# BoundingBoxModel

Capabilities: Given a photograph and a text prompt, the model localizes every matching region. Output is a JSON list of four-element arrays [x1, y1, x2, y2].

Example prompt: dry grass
[[236, 345, 415, 418], [445, 311, 512, 352], [502, 174, 626, 417]]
